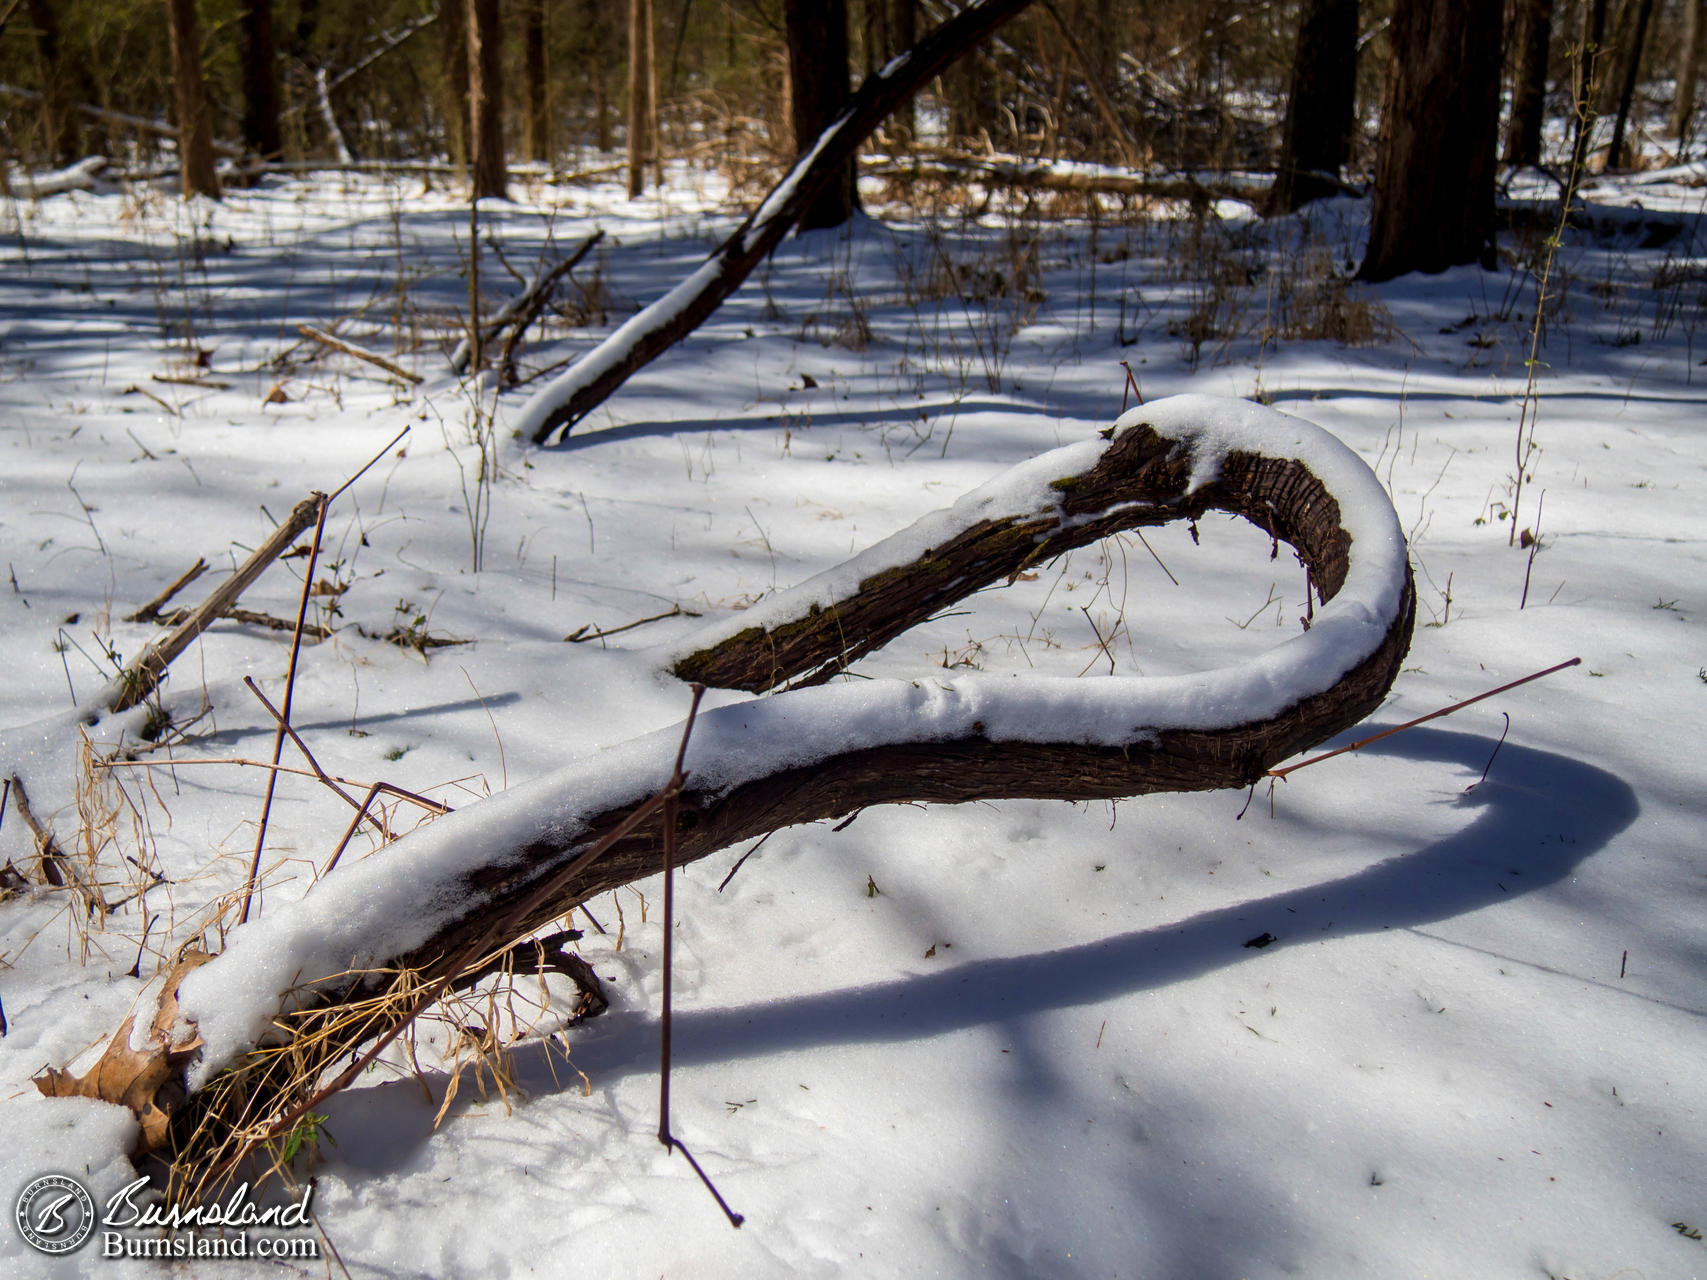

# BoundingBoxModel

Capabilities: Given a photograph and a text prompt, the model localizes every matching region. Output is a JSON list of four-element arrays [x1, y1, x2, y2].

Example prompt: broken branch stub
[[53, 396, 1413, 1171]]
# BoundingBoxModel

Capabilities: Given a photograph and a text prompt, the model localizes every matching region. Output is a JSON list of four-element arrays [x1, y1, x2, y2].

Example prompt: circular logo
[[15, 1174, 97, 1255]]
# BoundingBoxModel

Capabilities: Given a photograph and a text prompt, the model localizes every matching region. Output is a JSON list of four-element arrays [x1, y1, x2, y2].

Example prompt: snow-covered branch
[[45, 396, 1413, 1170]]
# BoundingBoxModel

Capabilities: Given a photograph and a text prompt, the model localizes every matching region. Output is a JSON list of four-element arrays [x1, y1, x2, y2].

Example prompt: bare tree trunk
[[1605, 0, 1657, 169], [240, 1, 284, 159], [1358, 0, 1502, 282], [23, 0, 82, 162], [440, 0, 470, 167], [167, 0, 221, 198], [1504, 0, 1555, 166], [1265, 0, 1359, 214], [524, 0, 550, 163], [892, 0, 917, 137], [1672, 0, 1704, 141], [468, 0, 507, 199], [590, 0, 613, 151], [627, 0, 651, 196], [785, 0, 860, 229], [1569, 0, 1610, 177]]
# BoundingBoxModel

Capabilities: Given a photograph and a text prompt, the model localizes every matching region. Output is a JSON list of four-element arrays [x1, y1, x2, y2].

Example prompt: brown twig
[[128, 559, 207, 623], [1267, 658, 1581, 779], [297, 324, 423, 385], [239, 494, 331, 925], [564, 604, 700, 643]]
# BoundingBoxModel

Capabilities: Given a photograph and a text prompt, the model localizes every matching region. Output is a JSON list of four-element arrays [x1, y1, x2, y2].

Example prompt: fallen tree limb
[[0, 83, 243, 157], [860, 152, 1271, 204], [518, 0, 1041, 445], [450, 229, 606, 377], [297, 325, 423, 385], [44, 396, 1414, 1183], [111, 496, 323, 713]]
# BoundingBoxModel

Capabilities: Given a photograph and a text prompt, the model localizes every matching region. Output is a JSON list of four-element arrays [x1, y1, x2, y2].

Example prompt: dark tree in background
[[1504, 0, 1554, 167], [467, 0, 506, 199], [785, 0, 860, 230], [1606, 0, 1658, 170], [167, 0, 220, 198], [627, 0, 652, 198], [239, 1, 283, 160], [23, 0, 84, 163], [1265, 0, 1358, 214], [1671, 0, 1705, 140], [439, 0, 470, 167], [523, 0, 549, 162], [1358, 0, 1502, 282]]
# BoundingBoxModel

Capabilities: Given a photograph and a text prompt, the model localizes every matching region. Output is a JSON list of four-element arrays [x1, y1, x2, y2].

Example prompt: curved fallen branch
[[43, 395, 1414, 1183]]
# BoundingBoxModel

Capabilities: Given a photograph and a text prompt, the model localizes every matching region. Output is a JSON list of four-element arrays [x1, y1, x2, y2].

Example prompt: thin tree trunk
[[240, 1, 283, 159], [892, 0, 916, 137], [1265, 0, 1358, 213], [1606, 0, 1657, 169], [440, 0, 470, 167], [1569, 0, 1610, 177], [590, 0, 612, 151], [468, 0, 507, 199], [167, 0, 221, 198], [1672, 0, 1704, 141], [1358, 0, 1502, 281], [627, 0, 650, 196], [786, 0, 860, 229], [1504, 0, 1554, 166], [524, 0, 549, 163], [23, 0, 81, 162]]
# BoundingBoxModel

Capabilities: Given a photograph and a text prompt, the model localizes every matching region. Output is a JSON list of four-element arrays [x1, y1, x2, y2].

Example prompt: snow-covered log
[[4, 155, 110, 197], [45, 396, 1414, 1171], [516, 0, 1040, 446]]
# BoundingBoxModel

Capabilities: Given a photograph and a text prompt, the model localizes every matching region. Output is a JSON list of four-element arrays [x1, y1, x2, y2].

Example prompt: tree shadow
[[321, 724, 1637, 1172]]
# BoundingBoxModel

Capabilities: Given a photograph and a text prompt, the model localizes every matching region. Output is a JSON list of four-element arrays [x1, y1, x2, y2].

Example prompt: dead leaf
[[35, 950, 209, 1153]]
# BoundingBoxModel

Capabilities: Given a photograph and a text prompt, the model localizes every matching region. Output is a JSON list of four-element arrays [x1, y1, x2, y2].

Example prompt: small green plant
[[273, 1111, 335, 1167]]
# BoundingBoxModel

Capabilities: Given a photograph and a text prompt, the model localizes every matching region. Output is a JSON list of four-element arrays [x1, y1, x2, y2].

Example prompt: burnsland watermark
[[14, 1172, 320, 1260]]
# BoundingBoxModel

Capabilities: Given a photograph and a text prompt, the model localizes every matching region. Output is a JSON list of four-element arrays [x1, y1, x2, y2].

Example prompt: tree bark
[[785, 0, 860, 229], [1357, 0, 1502, 282], [167, 0, 221, 198], [589, 0, 613, 151], [239, 1, 284, 159], [523, 0, 1040, 445], [1266, 0, 1359, 214], [1504, 0, 1554, 166], [1673, 0, 1705, 141], [1569, 0, 1610, 178], [1605, 0, 1657, 170], [23, 0, 83, 163], [468, 0, 507, 199], [524, 0, 550, 163], [77, 402, 1413, 1178], [439, 0, 470, 167], [627, 0, 652, 197]]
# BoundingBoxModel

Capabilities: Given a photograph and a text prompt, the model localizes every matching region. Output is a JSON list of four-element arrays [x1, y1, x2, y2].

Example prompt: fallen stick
[[1267, 657, 1582, 779], [297, 325, 422, 386], [128, 558, 207, 624], [112, 495, 323, 713]]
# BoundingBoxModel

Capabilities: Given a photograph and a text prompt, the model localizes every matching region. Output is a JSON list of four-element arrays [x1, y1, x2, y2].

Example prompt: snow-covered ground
[[1, 164, 1704, 1279]]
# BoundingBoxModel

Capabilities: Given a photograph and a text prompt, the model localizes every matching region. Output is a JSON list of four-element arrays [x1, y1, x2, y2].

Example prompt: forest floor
[[1, 160, 1704, 1279]]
